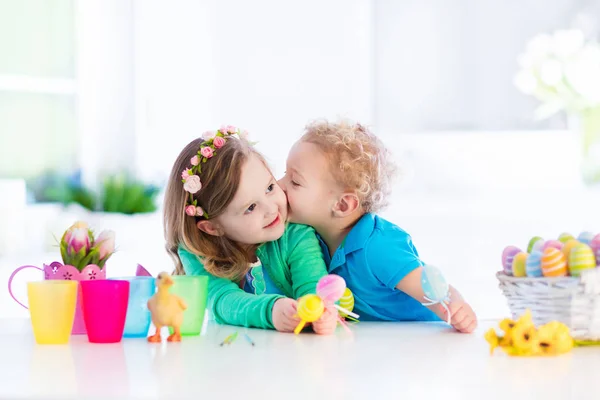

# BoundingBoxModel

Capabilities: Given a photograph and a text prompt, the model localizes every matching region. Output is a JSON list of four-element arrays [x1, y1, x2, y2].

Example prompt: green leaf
[[202, 158, 207, 163], [60, 241, 68, 264], [80, 247, 98, 268]]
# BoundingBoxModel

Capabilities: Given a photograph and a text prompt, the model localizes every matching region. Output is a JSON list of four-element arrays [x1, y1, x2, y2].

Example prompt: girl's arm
[[284, 224, 329, 299], [178, 247, 284, 329]]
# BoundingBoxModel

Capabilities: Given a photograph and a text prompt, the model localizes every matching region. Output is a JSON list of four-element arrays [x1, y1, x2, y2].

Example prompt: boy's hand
[[312, 305, 338, 335], [272, 298, 300, 332], [445, 300, 477, 333]]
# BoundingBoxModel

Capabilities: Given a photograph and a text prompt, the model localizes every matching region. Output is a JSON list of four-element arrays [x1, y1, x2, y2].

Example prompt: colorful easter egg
[[558, 233, 575, 244], [526, 251, 543, 277], [590, 234, 600, 266], [421, 264, 449, 302], [562, 239, 581, 260], [316, 275, 346, 303], [527, 236, 544, 253], [577, 231, 595, 245], [543, 240, 564, 251], [568, 243, 596, 277], [338, 288, 355, 317], [512, 252, 528, 277], [541, 248, 568, 277], [502, 246, 522, 275]]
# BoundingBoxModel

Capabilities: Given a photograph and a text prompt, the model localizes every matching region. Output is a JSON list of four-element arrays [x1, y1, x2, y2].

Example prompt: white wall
[[373, 0, 589, 132], [133, 0, 374, 182]]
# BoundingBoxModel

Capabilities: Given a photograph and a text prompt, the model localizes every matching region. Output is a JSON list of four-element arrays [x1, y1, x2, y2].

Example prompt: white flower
[[514, 70, 538, 95], [552, 29, 585, 58], [526, 33, 553, 60], [564, 45, 600, 104], [202, 130, 216, 140], [539, 59, 563, 86], [183, 175, 202, 194]]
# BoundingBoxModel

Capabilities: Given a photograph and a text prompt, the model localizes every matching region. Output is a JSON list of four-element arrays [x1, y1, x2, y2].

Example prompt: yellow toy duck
[[147, 272, 187, 342]]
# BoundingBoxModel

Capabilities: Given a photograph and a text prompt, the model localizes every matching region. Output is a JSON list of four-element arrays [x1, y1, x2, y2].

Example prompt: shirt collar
[[343, 213, 376, 254]]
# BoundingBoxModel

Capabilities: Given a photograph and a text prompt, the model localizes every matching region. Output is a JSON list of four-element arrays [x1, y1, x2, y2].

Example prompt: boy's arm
[[178, 247, 284, 329]]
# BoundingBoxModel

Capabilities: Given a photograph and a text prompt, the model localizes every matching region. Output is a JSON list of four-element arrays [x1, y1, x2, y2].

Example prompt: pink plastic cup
[[80, 280, 130, 343]]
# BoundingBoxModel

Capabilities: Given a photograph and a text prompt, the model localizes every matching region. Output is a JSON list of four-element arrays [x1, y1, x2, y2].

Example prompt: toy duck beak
[[162, 275, 174, 286]]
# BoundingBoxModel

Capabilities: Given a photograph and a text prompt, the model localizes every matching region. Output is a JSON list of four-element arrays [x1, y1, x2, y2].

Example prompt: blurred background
[[2, 0, 600, 320]]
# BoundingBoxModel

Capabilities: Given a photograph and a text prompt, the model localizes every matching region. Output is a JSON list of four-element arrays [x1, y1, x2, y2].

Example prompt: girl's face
[[214, 153, 287, 245], [278, 141, 340, 230]]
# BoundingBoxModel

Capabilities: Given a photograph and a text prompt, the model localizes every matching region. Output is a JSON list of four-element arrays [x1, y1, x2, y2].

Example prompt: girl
[[163, 126, 336, 334], [278, 120, 478, 333]]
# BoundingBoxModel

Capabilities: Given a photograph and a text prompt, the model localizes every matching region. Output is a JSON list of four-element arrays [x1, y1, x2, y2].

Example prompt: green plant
[[100, 174, 160, 214]]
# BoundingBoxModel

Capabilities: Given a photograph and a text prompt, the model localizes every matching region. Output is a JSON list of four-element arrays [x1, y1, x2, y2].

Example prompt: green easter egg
[[568, 243, 596, 277], [527, 236, 544, 253], [512, 252, 528, 277], [558, 233, 575, 244]]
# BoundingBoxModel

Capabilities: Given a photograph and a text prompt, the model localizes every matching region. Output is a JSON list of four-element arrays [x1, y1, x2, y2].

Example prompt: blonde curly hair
[[301, 119, 397, 213]]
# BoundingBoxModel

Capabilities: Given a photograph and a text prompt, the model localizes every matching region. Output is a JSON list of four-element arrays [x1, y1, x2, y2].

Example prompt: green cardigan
[[178, 223, 328, 329]]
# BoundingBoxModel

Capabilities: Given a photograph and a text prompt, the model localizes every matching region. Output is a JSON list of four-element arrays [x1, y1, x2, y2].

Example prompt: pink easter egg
[[590, 234, 600, 266], [501, 246, 521, 275], [542, 240, 564, 252], [316, 275, 347, 303]]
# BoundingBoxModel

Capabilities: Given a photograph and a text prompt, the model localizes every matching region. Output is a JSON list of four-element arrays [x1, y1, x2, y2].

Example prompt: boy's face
[[278, 141, 340, 229]]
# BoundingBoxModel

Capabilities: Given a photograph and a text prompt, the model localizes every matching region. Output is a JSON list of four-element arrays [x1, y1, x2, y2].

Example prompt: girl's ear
[[196, 220, 224, 236], [332, 193, 360, 217]]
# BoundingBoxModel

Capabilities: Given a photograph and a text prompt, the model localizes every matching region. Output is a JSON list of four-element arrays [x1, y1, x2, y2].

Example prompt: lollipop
[[421, 264, 451, 324], [316, 275, 359, 319], [294, 294, 324, 335]]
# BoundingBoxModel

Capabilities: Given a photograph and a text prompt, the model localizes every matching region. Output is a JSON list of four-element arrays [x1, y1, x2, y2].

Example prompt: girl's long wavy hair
[[164, 136, 266, 281]]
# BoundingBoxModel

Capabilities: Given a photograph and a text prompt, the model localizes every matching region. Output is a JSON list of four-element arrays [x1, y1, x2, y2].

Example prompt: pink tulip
[[66, 224, 91, 254], [95, 230, 116, 260]]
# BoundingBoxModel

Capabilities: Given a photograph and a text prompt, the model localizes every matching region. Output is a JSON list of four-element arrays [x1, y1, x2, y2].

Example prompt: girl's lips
[[264, 214, 281, 229]]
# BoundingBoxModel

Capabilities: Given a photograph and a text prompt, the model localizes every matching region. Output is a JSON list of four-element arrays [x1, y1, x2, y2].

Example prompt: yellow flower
[[484, 328, 500, 354], [499, 318, 516, 334], [537, 321, 574, 355], [511, 320, 538, 354]]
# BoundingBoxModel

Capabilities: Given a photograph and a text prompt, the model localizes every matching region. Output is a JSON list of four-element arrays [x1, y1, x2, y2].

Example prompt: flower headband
[[181, 125, 249, 219]]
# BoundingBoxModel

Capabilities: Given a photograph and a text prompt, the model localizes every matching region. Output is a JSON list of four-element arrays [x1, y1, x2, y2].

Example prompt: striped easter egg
[[338, 288, 355, 317], [526, 250, 543, 277], [541, 247, 568, 277], [562, 239, 581, 260], [568, 243, 596, 277], [577, 231, 595, 245], [527, 236, 544, 253], [558, 233, 575, 244], [512, 252, 528, 277], [590, 234, 600, 266], [501, 246, 522, 275], [542, 240, 564, 252]]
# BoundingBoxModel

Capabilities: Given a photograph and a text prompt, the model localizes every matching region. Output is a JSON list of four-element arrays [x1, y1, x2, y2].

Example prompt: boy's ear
[[332, 193, 360, 217], [196, 220, 224, 236]]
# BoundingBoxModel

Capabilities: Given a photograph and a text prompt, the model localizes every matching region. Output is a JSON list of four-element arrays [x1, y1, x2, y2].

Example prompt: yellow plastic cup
[[27, 281, 78, 344]]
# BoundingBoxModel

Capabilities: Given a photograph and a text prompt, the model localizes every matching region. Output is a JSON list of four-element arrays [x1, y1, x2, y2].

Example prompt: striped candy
[[568, 243, 596, 277], [577, 231, 595, 245], [526, 250, 543, 277], [543, 240, 564, 252], [541, 248, 568, 277], [502, 246, 522, 275], [527, 236, 544, 253], [558, 233, 575, 244], [590, 234, 600, 266], [512, 252, 528, 277], [562, 239, 580, 260], [338, 288, 355, 317]]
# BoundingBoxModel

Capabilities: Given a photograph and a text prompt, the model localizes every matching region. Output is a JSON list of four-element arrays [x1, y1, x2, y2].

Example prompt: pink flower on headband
[[190, 155, 200, 166], [239, 130, 249, 140], [202, 130, 216, 140], [195, 206, 204, 217], [181, 168, 192, 180], [201, 147, 214, 158], [226, 125, 237, 134], [213, 136, 226, 148], [183, 175, 202, 194], [185, 205, 197, 216]]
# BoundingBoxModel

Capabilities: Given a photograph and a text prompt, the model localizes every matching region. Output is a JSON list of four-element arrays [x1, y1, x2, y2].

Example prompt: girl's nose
[[277, 178, 287, 192]]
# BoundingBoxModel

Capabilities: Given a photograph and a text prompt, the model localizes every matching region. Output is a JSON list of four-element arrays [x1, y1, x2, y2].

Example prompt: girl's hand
[[312, 305, 338, 335], [272, 298, 300, 332]]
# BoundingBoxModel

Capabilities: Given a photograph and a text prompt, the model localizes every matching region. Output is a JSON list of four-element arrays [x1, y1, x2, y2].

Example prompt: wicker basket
[[497, 268, 600, 340]]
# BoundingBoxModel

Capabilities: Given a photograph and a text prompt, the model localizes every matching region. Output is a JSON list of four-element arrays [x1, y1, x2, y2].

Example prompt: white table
[[1, 319, 599, 400]]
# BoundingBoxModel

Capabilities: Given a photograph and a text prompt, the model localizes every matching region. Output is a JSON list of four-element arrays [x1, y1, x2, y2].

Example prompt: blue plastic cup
[[109, 277, 155, 338]]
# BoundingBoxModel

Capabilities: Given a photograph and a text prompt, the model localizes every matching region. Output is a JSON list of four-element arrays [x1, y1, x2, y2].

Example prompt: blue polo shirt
[[318, 213, 439, 321]]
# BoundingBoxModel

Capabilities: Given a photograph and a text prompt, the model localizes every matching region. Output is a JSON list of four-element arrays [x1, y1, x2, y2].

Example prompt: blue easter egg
[[421, 264, 449, 302], [526, 250, 543, 277], [578, 231, 595, 245]]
